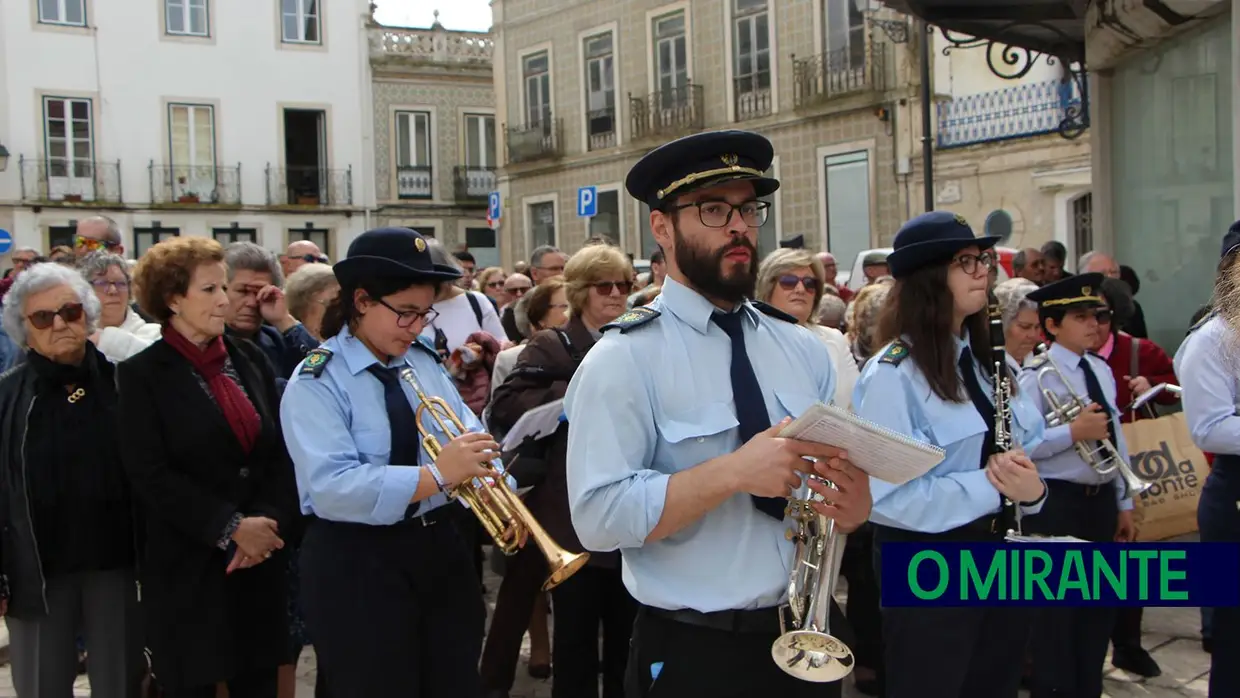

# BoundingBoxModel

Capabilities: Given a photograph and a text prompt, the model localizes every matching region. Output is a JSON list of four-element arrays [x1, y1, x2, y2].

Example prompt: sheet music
[[1005, 533, 1089, 543], [778, 403, 945, 485], [500, 398, 566, 451]]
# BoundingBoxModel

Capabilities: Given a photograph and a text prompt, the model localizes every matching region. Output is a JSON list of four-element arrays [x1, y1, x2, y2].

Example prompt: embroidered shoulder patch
[[752, 301, 797, 323], [299, 348, 333, 377], [602, 306, 661, 334], [878, 341, 910, 366], [411, 336, 444, 363]]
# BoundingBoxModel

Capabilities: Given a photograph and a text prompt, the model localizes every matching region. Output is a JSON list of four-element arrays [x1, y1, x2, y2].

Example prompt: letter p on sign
[[578, 186, 597, 218]]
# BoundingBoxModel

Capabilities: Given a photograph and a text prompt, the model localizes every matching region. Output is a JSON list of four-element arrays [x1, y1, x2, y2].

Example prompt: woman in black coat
[[119, 237, 298, 698]]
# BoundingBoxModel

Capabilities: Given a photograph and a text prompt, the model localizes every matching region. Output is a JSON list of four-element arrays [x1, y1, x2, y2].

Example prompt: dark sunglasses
[[777, 274, 819, 292], [28, 303, 84, 330], [592, 281, 633, 295]]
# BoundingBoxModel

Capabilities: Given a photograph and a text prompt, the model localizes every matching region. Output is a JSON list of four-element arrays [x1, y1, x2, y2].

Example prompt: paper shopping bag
[[1122, 412, 1206, 541]]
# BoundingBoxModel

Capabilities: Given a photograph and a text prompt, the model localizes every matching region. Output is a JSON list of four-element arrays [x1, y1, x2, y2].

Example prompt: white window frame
[[38, 0, 86, 26], [585, 182, 626, 247], [519, 48, 553, 129], [578, 24, 621, 151], [648, 8, 690, 102], [165, 0, 208, 36], [42, 96, 96, 200], [394, 110, 432, 168], [462, 112, 496, 168], [816, 140, 878, 255], [522, 193, 560, 254], [167, 103, 216, 169], [723, 0, 778, 122], [280, 0, 320, 44], [814, 0, 867, 66], [392, 107, 436, 201]]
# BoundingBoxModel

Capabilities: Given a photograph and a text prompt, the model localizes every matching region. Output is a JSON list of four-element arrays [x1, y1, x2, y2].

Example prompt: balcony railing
[[454, 166, 495, 201], [397, 165, 433, 199], [149, 163, 242, 205], [936, 78, 1085, 149], [586, 106, 617, 150], [629, 82, 705, 141], [734, 74, 773, 121], [265, 165, 353, 206], [505, 119, 563, 164], [369, 26, 494, 65], [793, 43, 888, 108], [18, 156, 123, 204]]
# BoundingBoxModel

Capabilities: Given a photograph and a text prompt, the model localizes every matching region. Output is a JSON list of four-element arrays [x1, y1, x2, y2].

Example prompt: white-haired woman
[[0, 263, 144, 698], [79, 252, 161, 362], [993, 277, 1042, 368], [755, 248, 859, 407]]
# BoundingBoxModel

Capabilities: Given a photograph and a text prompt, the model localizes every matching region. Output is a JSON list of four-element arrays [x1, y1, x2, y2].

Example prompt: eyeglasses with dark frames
[[952, 251, 997, 275], [671, 200, 770, 229], [371, 297, 438, 328], [591, 281, 633, 295]]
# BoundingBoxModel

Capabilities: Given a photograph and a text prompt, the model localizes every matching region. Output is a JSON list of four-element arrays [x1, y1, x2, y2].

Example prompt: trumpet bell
[[771, 629, 855, 683], [542, 548, 591, 591]]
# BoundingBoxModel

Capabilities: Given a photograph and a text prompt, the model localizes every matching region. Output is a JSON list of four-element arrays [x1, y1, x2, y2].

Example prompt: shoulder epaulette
[[752, 301, 797, 323], [411, 336, 444, 363], [299, 348, 333, 377], [601, 306, 661, 334], [1187, 309, 1217, 336], [878, 341, 910, 366]]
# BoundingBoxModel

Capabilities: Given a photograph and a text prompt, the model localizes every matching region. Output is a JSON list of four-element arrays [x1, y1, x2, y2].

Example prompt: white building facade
[[0, 0, 376, 262]]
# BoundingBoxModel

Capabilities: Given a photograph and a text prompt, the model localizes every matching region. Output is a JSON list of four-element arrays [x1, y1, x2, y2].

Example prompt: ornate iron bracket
[[935, 25, 1090, 140], [870, 18, 910, 44]]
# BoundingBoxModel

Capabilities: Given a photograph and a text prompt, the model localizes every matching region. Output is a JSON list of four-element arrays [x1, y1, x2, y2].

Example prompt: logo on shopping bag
[[1130, 439, 1199, 501]]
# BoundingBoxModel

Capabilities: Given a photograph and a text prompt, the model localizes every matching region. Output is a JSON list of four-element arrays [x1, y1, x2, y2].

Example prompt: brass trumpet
[[399, 367, 590, 591], [772, 478, 854, 683], [1027, 344, 1152, 498]]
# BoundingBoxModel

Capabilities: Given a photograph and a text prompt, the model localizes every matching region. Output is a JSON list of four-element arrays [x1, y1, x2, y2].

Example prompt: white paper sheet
[[1004, 533, 1089, 543], [500, 398, 566, 451], [778, 403, 946, 485]]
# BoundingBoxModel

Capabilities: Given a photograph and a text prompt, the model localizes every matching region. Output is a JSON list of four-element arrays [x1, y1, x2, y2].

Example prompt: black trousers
[[1110, 607, 1144, 649], [552, 565, 636, 698], [479, 539, 548, 692], [298, 512, 486, 698], [168, 666, 276, 698], [1024, 480, 1119, 698], [839, 524, 884, 674], [1199, 463, 1240, 698], [624, 605, 844, 698], [874, 521, 1032, 698]]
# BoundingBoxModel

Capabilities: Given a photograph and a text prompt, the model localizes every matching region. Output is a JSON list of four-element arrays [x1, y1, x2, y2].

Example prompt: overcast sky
[[374, 0, 492, 31]]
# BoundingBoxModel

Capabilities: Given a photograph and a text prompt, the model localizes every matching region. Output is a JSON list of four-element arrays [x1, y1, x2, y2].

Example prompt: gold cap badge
[[721, 153, 739, 168], [1082, 286, 1092, 296], [414, 237, 427, 252], [954, 214, 968, 227]]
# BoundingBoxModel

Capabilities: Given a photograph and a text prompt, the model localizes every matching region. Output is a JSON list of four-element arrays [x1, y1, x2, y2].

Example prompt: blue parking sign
[[578, 186, 597, 217], [488, 192, 501, 221]]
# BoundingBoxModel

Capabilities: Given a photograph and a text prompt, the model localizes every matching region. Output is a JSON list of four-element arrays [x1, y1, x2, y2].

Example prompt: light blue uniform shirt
[[1174, 315, 1240, 456], [1018, 342, 1134, 511], [564, 277, 837, 613], [853, 335, 1047, 534], [281, 326, 483, 525]]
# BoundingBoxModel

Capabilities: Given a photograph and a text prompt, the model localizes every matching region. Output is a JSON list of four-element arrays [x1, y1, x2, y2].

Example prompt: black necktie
[[712, 312, 786, 521], [1079, 357, 1118, 447], [367, 365, 423, 517]]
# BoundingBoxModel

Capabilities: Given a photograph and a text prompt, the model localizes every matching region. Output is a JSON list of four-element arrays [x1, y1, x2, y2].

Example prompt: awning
[[881, 0, 1087, 63]]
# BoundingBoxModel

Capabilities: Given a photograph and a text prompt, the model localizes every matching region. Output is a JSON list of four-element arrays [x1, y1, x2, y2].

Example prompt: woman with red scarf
[[118, 237, 298, 698]]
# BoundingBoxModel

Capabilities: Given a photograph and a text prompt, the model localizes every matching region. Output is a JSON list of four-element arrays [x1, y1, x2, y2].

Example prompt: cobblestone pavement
[[0, 562, 1212, 697]]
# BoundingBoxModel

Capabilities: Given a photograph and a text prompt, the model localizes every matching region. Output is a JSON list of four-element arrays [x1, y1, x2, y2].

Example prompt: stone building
[[368, 10, 500, 267]]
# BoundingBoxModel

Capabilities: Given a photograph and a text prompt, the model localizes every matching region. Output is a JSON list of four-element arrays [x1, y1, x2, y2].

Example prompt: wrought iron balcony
[[454, 166, 495, 201], [505, 119, 563, 164], [793, 43, 888, 108], [586, 106, 617, 150], [397, 165, 433, 199], [936, 78, 1085, 148], [629, 82, 704, 140], [18, 156, 123, 204], [266, 165, 353, 206], [149, 163, 242, 205], [734, 74, 772, 121]]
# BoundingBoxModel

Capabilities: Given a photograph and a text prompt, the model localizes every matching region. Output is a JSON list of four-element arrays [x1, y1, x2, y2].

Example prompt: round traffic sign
[[0, 229, 12, 255]]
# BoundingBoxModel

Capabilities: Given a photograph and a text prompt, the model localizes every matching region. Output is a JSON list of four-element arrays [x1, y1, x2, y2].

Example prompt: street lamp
[[0, 144, 10, 173]]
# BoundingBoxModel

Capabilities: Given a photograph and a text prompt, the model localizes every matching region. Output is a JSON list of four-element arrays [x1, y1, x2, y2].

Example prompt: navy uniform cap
[[886, 211, 999, 279], [625, 130, 779, 209], [1222, 219, 1240, 258], [1027, 272, 1106, 310], [332, 227, 462, 287]]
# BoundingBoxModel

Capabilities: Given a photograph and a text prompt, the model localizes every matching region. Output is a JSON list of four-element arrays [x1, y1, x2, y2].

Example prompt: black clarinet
[[988, 292, 1020, 535]]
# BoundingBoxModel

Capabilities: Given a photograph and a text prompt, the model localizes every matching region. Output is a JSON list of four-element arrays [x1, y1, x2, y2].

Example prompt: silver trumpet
[[772, 477, 854, 683], [1028, 343, 1152, 498]]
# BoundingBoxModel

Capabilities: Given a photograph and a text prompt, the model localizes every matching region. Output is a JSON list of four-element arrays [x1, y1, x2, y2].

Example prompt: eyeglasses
[[28, 302, 84, 330], [91, 279, 130, 295], [672, 200, 770, 228], [777, 275, 820, 292], [486, 281, 505, 289], [591, 281, 633, 295], [505, 286, 532, 296], [372, 297, 437, 328], [953, 252, 997, 275], [74, 236, 118, 252]]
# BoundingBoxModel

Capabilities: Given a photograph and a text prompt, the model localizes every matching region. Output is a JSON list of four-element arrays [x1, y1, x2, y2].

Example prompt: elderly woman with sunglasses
[[0, 263, 145, 698], [755, 248, 859, 407], [79, 252, 161, 362]]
